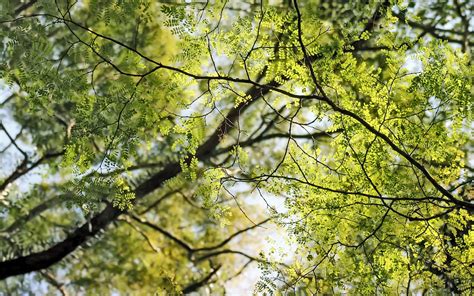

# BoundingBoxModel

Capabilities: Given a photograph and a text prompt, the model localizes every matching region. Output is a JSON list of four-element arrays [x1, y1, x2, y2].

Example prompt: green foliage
[[0, 0, 472, 294]]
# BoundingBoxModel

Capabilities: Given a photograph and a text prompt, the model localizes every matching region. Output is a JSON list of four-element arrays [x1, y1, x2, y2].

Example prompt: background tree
[[0, 0, 472, 294]]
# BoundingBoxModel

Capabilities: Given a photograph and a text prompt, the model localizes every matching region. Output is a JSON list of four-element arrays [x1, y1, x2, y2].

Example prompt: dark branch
[[182, 265, 221, 294]]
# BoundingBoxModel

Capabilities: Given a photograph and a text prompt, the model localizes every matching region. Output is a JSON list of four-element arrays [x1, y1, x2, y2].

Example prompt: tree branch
[[182, 265, 221, 294]]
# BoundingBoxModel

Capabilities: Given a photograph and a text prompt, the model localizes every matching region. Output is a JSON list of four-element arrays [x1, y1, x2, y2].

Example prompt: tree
[[0, 0, 472, 294]]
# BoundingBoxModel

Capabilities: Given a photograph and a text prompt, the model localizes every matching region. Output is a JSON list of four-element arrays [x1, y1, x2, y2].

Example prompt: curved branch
[[194, 218, 271, 252], [129, 214, 194, 253], [0, 151, 64, 192], [293, 0, 471, 211], [0, 68, 274, 279], [182, 265, 221, 294]]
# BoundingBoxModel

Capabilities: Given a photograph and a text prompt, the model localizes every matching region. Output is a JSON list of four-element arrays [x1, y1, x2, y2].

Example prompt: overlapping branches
[[0, 2, 471, 293]]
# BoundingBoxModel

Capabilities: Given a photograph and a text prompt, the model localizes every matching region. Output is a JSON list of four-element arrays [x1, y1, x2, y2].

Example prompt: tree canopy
[[0, 0, 472, 294]]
